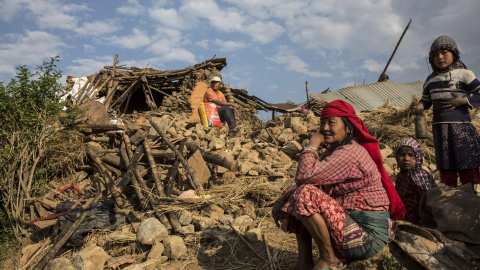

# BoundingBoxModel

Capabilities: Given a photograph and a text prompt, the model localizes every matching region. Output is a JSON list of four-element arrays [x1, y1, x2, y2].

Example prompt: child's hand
[[442, 93, 468, 111], [414, 103, 424, 115]]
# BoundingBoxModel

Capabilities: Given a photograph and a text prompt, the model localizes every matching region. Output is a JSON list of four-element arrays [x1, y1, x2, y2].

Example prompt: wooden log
[[120, 141, 130, 168], [123, 133, 134, 159], [103, 152, 126, 170], [32, 193, 102, 270], [155, 212, 172, 231], [185, 141, 238, 171], [166, 212, 183, 234], [129, 129, 148, 146], [150, 150, 176, 160], [143, 139, 166, 197], [84, 135, 111, 143], [104, 80, 119, 109], [117, 144, 144, 192], [141, 75, 157, 110], [77, 124, 126, 131], [86, 147, 124, 208], [77, 75, 103, 105], [165, 139, 186, 196], [148, 118, 205, 196], [73, 75, 93, 107]]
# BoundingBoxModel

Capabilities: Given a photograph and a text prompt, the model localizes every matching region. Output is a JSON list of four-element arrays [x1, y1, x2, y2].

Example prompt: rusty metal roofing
[[309, 80, 424, 113]]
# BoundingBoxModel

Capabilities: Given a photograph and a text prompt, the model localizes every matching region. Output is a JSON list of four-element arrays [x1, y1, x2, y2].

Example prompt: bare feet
[[313, 257, 343, 270]]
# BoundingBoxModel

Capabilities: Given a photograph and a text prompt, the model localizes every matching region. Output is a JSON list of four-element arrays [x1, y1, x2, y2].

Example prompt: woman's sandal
[[314, 259, 347, 270]]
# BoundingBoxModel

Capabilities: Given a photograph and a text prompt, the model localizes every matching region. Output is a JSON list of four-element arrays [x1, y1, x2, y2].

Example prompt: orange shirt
[[203, 88, 226, 103]]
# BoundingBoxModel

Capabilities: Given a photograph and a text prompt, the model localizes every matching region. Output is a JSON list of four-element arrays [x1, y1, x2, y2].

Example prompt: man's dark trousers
[[217, 106, 236, 129]]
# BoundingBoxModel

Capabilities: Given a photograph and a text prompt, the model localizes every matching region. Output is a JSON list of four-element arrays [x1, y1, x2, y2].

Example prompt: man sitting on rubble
[[203, 76, 239, 129]]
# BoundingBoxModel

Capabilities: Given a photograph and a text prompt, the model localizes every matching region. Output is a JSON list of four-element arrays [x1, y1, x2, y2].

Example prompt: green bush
[[0, 56, 67, 259]]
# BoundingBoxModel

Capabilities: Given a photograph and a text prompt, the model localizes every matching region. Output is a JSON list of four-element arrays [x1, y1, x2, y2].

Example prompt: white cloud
[[268, 47, 331, 78], [242, 21, 284, 43], [361, 59, 384, 73], [0, 0, 24, 21], [107, 28, 150, 49], [214, 39, 247, 52], [23, 0, 89, 30], [195, 39, 209, 49], [149, 8, 187, 29], [0, 30, 65, 76], [180, 0, 245, 32], [65, 56, 113, 77], [76, 20, 119, 36], [117, 0, 145, 16]]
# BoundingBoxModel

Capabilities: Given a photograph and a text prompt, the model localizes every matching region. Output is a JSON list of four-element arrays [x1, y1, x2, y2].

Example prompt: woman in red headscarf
[[272, 100, 404, 270]]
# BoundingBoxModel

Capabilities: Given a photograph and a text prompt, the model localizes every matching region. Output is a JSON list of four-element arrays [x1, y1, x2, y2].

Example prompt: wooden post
[[86, 148, 124, 208], [165, 139, 186, 196], [148, 118, 205, 196], [378, 18, 412, 82], [143, 139, 166, 196], [185, 141, 238, 171], [305, 81, 310, 108]]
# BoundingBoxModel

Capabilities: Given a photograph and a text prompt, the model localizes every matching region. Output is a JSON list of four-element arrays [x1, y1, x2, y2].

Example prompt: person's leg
[[440, 170, 458, 187], [458, 168, 480, 185], [301, 214, 343, 270], [294, 230, 314, 270], [217, 106, 236, 129]]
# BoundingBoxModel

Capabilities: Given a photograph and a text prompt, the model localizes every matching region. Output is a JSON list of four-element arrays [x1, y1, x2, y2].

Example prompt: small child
[[415, 35, 480, 187], [395, 138, 436, 224]]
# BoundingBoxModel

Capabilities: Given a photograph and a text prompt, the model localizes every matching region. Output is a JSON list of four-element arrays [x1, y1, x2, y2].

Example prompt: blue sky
[[1, 0, 480, 105]]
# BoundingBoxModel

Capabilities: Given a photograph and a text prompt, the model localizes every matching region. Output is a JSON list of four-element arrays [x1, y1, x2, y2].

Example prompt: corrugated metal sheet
[[309, 92, 362, 112], [309, 92, 346, 103], [338, 80, 424, 111]]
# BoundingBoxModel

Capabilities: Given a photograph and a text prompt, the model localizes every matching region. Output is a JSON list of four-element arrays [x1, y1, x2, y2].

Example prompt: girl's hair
[[339, 117, 356, 147]]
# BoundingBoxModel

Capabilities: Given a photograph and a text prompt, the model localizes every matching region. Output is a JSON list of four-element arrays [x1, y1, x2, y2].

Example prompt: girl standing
[[415, 35, 480, 187]]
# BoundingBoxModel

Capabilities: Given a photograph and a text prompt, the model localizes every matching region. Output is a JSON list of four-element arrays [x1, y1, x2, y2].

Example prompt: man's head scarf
[[321, 100, 405, 220]]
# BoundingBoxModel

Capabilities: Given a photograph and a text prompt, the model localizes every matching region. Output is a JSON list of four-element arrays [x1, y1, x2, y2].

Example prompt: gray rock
[[181, 224, 195, 234], [281, 141, 303, 158], [233, 215, 254, 226], [72, 245, 109, 270], [218, 214, 234, 225], [245, 228, 262, 242], [163, 236, 187, 260], [202, 203, 224, 220], [178, 210, 193, 226], [45, 258, 75, 270], [140, 257, 169, 270], [122, 264, 144, 270], [192, 214, 214, 231], [147, 242, 164, 260], [137, 217, 168, 245]]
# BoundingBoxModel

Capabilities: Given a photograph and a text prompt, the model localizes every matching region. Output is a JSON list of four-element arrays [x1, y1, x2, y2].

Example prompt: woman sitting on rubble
[[272, 100, 405, 270]]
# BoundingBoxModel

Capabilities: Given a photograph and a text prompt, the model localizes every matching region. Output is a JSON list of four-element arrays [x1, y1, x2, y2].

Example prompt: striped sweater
[[420, 69, 480, 123]]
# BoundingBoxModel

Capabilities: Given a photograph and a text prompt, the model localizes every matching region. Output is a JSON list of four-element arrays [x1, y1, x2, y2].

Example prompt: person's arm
[[210, 99, 239, 108], [464, 70, 480, 108], [441, 71, 480, 111], [295, 143, 359, 186], [415, 83, 433, 114]]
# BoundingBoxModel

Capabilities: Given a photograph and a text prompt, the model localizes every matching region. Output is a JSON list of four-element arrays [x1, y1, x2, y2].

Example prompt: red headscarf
[[321, 100, 405, 220]]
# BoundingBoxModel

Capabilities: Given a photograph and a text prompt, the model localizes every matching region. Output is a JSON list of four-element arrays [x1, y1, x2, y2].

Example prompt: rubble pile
[[7, 66, 480, 269]]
